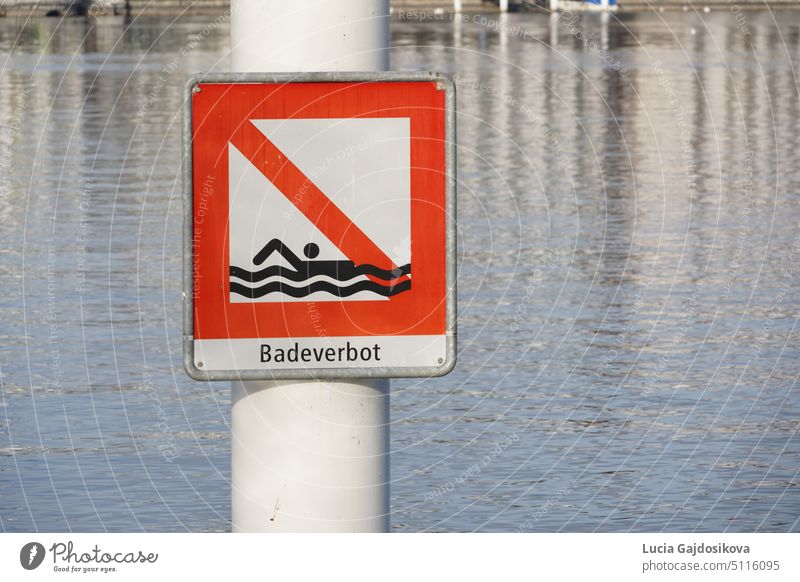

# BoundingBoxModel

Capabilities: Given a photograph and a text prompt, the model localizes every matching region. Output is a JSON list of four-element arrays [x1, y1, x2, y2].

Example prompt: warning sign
[[183, 73, 455, 380]]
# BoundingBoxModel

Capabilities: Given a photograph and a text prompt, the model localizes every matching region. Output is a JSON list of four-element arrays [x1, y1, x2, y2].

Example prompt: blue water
[[1, 10, 798, 532]]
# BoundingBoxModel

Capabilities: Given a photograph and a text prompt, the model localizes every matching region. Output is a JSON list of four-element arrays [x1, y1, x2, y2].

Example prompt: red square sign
[[183, 73, 456, 380]]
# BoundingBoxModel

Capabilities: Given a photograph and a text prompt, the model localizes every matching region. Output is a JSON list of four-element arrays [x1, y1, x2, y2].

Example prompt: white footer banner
[[194, 335, 446, 370], [1, 534, 798, 581]]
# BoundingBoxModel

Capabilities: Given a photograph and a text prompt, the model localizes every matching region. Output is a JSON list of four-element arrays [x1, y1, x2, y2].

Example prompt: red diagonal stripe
[[230, 120, 399, 273]]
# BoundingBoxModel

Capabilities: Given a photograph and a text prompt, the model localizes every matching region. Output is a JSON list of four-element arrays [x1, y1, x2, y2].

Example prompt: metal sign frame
[[182, 71, 456, 381]]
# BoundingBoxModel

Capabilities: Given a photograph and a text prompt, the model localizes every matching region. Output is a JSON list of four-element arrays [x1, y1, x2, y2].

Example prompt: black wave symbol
[[230, 238, 412, 299], [231, 279, 412, 299], [230, 262, 411, 283]]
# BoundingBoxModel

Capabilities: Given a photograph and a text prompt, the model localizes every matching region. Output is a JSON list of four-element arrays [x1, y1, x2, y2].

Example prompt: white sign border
[[182, 72, 456, 381]]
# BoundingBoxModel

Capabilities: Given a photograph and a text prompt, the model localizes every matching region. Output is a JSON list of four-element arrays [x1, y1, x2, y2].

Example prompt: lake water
[[1, 9, 798, 532]]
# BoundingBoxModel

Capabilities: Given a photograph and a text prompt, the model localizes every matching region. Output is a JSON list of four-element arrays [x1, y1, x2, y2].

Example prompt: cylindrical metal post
[[499, 0, 509, 12], [229, 0, 391, 533], [454, 0, 463, 13]]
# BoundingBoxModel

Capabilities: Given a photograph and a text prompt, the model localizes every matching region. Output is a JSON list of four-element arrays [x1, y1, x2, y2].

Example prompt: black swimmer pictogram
[[230, 239, 412, 299]]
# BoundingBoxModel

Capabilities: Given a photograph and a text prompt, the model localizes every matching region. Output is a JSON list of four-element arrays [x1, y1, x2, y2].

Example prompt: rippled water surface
[[1, 10, 799, 532]]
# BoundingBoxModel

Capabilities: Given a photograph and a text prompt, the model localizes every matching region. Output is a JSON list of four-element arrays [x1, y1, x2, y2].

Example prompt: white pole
[[454, 0, 463, 13], [550, 8, 559, 45], [600, 0, 609, 9], [499, 0, 509, 13], [229, 0, 391, 533], [550, 0, 559, 12]]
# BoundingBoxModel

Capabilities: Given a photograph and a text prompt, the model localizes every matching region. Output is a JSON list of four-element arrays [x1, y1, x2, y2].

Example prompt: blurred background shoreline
[[3, 0, 800, 19]]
